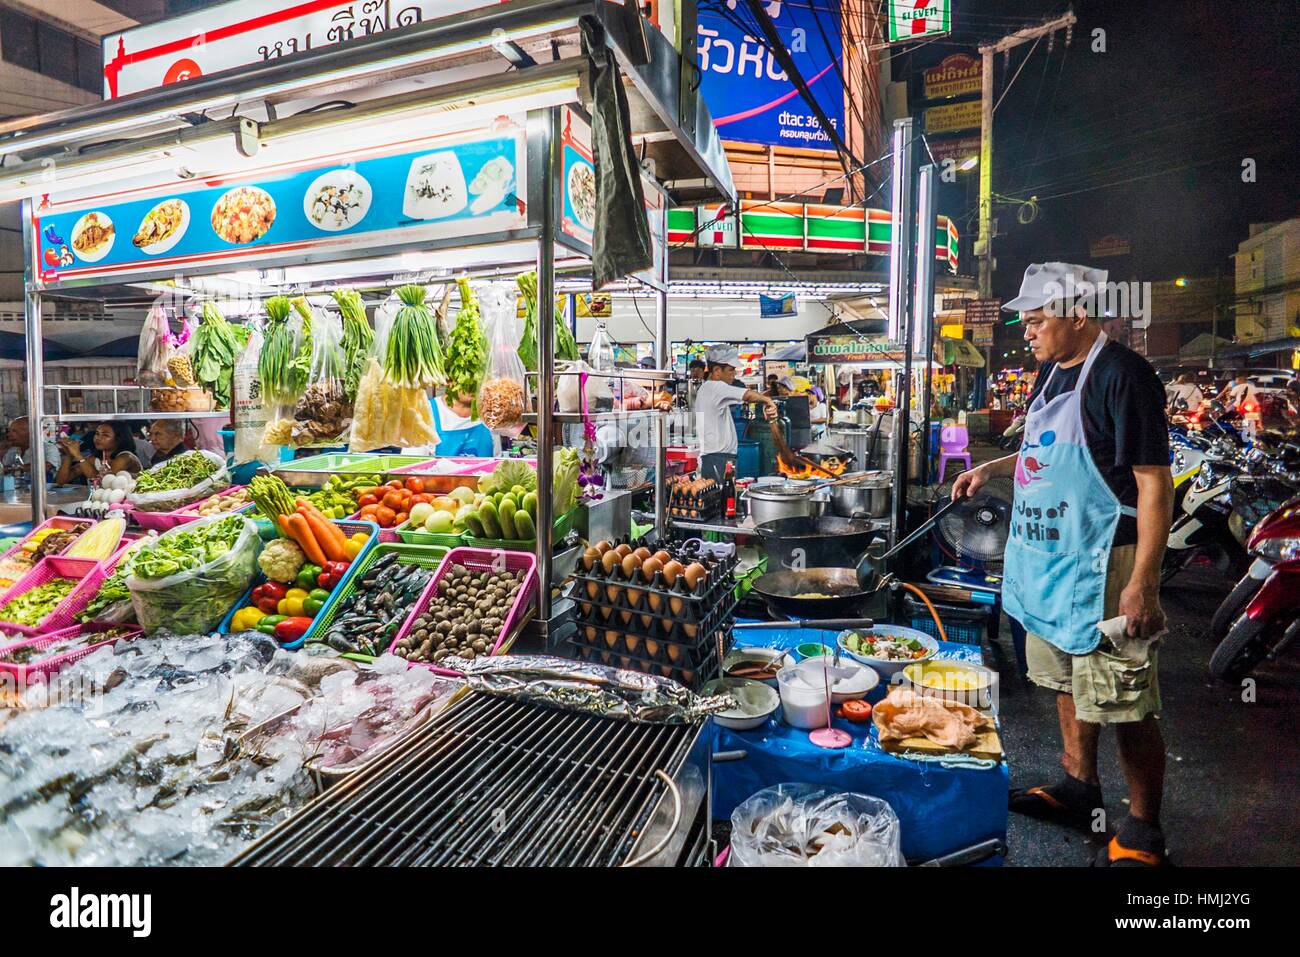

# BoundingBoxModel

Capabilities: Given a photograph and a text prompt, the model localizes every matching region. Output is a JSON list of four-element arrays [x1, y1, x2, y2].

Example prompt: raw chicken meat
[[872, 687, 993, 751]]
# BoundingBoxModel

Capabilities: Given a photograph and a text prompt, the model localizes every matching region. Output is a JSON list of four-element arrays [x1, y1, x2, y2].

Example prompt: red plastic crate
[[0, 556, 101, 636], [0, 623, 141, 683], [388, 546, 537, 676]]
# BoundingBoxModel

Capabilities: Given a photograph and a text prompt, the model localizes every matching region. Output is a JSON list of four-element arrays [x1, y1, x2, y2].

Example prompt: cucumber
[[513, 511, 536, 540], [522, 491, 538, 519], [479, 501, 502, 538], [498, 500, 518, 540], [511, 484, 528, 499], [465, 513, 486, 537], [500, 494, 518, 514]]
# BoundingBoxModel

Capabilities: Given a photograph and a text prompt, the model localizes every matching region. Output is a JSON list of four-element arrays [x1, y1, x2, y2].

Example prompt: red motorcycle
[[1208, 494, 1300, 682]]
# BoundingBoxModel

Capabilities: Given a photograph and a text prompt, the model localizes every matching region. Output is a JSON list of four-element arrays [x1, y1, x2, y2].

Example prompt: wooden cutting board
[[879, 727, 1004, 762]]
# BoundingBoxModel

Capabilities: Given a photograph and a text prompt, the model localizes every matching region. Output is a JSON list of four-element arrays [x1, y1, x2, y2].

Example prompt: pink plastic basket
[[388, 546, 538, 676], [0, 556, 101, 637], [130, 484, 251, 533], [0, 623, 141, 683], [0, 516, 96, 567]]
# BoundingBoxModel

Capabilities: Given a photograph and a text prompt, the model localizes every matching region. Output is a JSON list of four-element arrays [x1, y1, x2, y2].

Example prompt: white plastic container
[[778, 663, 831, 730]]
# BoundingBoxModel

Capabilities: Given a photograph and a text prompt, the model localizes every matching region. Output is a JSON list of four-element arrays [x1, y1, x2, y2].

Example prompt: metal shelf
[[51, 411, 229, 422], [522, 410, 666, 424]]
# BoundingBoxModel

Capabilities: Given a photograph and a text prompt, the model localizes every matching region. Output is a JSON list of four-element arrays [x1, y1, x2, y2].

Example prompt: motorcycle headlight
[[1254, 536, 1300, 562], [1193, 467, 1215, 491]]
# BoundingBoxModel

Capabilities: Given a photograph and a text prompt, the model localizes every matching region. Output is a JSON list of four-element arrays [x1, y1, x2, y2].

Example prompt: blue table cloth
[[713, 626, 1010, 864]]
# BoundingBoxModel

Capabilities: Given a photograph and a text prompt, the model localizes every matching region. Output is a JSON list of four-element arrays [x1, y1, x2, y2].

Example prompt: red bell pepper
[[272, 617, 314, 644]]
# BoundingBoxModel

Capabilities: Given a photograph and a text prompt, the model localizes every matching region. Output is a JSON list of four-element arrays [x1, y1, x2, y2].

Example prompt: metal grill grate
[[230, 693, 700, 867]]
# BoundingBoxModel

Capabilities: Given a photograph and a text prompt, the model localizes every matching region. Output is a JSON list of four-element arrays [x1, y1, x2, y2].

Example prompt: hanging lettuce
[[333, 288, 374, 401], [517, 270, 538, 372], [259, 295, 297, 404], [288, 297, 315, 395], [553, 446, 581, 514], [190, 301, 243, 410], [445, 277, 488, 408]]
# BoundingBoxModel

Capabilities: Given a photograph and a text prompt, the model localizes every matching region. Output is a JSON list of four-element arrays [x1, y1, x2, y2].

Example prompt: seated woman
[[54, 421, 143, 486]]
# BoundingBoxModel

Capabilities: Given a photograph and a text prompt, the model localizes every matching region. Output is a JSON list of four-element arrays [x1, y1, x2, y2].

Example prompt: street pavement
[[991, 552, 1300, 866]]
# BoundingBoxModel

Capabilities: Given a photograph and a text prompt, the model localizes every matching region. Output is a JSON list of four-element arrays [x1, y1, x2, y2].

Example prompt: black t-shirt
[[1027, 340, 1169, 546]]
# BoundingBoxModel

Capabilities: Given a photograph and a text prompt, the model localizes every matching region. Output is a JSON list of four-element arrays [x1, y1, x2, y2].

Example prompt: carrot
[[277, 515, 295, 540], [299, 506, 345, 562], [287, 513, 328, 567], [297, 498, 347, 553]]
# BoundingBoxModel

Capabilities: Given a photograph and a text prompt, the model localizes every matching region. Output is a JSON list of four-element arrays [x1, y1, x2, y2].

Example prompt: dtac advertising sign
[[697, 0, 844, 149]]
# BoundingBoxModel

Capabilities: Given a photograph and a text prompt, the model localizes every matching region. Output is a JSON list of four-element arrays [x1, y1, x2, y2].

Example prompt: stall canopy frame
[[12, 0, 733, 623]]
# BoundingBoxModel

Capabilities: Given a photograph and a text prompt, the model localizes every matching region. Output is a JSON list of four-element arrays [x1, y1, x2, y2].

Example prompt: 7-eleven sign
[[887, 0, 952, 42]]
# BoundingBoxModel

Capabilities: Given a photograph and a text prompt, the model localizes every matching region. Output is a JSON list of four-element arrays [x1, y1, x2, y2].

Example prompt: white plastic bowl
[[836, 625, 939, 678]]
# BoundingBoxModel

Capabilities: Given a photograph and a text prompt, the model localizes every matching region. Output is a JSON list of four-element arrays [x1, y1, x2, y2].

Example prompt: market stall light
[[1174, 277, 1188, 287], [959, 156, 979, 171]]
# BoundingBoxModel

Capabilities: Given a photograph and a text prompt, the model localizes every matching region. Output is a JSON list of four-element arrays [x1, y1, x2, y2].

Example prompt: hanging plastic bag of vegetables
[[188, 300, 248, 410], [137, 302, 175, 387], [333, 288, 374, 403], [444, 277, 488, 413], [233, 325, 279, 465], [291, 298, 352, 447], [258, 295, 304, 446], [349, 290, 440, 451], [477, 283, 528, 435]]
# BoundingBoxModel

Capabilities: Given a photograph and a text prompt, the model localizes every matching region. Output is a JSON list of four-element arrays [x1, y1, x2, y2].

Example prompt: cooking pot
[[743, 483, 825, 525], [830, 471, 891, 519], [752, 515, 882, 570]]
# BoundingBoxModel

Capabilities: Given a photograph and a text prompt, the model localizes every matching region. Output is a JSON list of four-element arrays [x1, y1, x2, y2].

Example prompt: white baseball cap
[[1003, 261, 1109, 314], [706, 345, 741, 368]]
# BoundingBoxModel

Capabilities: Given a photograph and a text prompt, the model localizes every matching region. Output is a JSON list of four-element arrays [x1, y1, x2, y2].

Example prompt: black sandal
[[1009, 782, 1100, 833]]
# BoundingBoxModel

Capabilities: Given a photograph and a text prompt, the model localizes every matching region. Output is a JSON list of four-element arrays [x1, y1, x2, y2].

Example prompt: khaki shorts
[[1025, 544, 1162, 724]]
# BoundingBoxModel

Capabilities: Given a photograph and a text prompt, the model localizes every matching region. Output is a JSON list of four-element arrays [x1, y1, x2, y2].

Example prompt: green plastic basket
[[394, 519, 468, 548], [338, 455, 430, 474], [463, 507, 579, 551], [305, 541, 450, 661]]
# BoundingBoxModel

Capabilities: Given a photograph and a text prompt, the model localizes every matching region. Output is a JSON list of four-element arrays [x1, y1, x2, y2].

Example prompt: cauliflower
[[258, 538, 305, 583]]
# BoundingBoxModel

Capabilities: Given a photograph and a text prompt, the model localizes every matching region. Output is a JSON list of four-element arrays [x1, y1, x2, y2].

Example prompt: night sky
[[905, 0, 1300, 313]]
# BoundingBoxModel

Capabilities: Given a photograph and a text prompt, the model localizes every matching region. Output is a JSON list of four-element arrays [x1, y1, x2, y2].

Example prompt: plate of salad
[[837, 625, 938, 676]]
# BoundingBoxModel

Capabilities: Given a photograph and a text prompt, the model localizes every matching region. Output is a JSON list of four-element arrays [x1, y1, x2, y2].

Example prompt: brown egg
[[669, 596, 684, 616], [601, 549, 622, 574], [579, 602, 591, 617], [599, 651, 612, 665], [681, 670, 695, 686], [621, 552, 642, 579], [604, 629, 619, 648], [662, 560, 684, 586], [667, 643, 682, 663], [640, 614, 654, 629], [683, 622, 698, 639], [582, 547, 601, 571], [683, 562, 707, 591], [619, 656, 633, 670], [594, 540, 614, 555], [584, 625, 597, 642], [625, 634, 641, 654], [652, 550, 673, 566], [626, 587, 644, 609], [614, 543, 633, 558], [606, 583, 621, 604], [660, 618, 674, 635], [633, 547, 653, 562], [659, 665, 674, 677], [647, 591, 663, 613], [645, 638, 660, 659], [640, 556, 663, 583], [619, 610, 632, 625], [598, 604, 613, 620], [586, 581, 599, 599]]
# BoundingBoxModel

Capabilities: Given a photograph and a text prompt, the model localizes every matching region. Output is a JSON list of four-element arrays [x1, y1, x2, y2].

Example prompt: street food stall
[[0, 0, 1008, 868]]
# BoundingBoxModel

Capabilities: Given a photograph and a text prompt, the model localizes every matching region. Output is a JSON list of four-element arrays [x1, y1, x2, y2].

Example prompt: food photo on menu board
[[34, 132, 524, 280]]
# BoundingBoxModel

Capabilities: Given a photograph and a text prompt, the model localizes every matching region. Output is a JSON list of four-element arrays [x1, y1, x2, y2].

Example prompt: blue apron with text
[[1003, 332, 1137, 654]]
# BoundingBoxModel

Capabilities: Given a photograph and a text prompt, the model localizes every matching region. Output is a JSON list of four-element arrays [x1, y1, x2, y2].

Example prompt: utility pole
[[975, 9, 1078, 299]]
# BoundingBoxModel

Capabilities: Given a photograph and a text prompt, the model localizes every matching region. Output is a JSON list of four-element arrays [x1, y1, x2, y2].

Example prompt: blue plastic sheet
[[713, 626, 1009, 864]]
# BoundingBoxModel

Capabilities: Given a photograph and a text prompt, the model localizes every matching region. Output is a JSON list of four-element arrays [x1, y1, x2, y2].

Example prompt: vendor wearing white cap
[[952, 261, 1172, 866], [695, 345, 777, 482]]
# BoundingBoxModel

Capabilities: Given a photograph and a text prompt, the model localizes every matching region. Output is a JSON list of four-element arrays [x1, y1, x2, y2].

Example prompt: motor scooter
[[1208, 494, 1300, 682]]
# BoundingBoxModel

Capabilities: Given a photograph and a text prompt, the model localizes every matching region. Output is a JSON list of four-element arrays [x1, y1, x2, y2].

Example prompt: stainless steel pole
[[534, 109, 559, 621], [654, 204, 669, 537], [915, 164, 937, 477], [888, 118, 916, 546], [21, 198, 46, 524]]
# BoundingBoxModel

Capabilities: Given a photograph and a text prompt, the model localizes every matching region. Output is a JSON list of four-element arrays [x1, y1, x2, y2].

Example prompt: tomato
[[358, 504, 380, 518], [357, 493, 379, 509], [838, 700, 873, 723], [405, 478, 424, 494], [375, 506, 397, 527], [395, 511, 409, 527], [386, 480, 404, 490], [410, 493, 431, 505], [382, 491, 404, 511]]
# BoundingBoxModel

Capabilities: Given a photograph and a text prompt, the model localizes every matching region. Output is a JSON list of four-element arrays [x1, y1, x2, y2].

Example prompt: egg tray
[[668, 483, 724, 522], [573, 587, 739, 650], [570, 618, 726, 671], [568, 546, 739, 624], [568, 633, 724, 691]]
